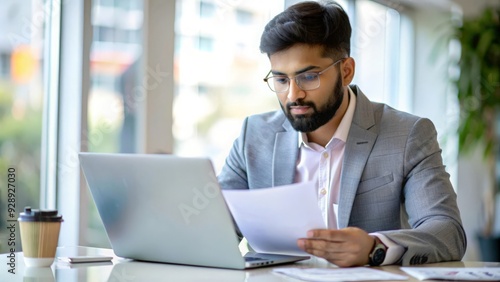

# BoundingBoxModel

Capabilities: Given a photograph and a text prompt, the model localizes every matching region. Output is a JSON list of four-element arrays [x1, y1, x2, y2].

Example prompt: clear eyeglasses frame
[[263, 58, 345, 93]]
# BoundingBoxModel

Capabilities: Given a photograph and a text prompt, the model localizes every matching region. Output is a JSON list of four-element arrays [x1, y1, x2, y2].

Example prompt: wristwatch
[[368, 236, 387, 266]]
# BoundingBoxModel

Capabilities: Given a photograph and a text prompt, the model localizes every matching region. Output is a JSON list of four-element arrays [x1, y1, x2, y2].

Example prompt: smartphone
[[58, 256, 113, 263]]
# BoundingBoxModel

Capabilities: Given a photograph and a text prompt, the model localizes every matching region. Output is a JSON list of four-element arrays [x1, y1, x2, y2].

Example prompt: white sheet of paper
[[222, 181, 325, 255], [400, 267, 500, 281], [273, 267, 408, 281]]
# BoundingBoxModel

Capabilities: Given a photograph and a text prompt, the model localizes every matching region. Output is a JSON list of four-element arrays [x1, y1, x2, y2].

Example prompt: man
[[218, 0, 466, 267]]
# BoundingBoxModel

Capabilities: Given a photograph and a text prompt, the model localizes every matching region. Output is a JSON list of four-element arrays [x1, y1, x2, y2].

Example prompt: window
[[0, 0, 46, 253], [198, 36, 214, 52], [172, 0, 413, 172], [198, 84, 209, 95], [200, 1, 216, 18], [351, 0, 411, 112], [86, 0, 144, 248], [174, 0, 284, 172], [0, 53, 10, 77], [235, 9, 253, 25]]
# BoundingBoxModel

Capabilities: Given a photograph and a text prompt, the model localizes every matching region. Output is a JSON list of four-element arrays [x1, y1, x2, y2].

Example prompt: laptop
[[79, 153, 309, 269]]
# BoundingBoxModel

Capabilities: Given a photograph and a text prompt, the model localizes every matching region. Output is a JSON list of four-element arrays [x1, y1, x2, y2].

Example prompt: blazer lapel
[[338, 86, 378, 228], [272, 120, 299, 187]]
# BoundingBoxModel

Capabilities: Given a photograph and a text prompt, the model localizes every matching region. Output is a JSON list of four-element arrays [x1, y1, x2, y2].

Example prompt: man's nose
[[287, 79, 306, 102]]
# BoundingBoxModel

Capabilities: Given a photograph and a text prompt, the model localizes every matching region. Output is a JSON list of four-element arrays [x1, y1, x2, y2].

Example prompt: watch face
[[372, 248, 386, 265]]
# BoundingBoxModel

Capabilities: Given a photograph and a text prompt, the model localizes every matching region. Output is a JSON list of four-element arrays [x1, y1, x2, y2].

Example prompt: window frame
[[48, 0, 175, 247]]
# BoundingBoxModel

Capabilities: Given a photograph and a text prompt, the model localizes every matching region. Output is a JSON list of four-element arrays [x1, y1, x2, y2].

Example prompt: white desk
[[1, 246, 499, 281]]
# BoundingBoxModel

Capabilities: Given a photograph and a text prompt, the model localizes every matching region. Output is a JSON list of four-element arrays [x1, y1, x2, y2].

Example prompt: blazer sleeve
[[379, 118, 467, 265], [217, 117, 250, 190]]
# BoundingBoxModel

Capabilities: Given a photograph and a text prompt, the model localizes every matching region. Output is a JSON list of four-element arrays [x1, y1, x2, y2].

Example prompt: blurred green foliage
[[453, 8, 500, 238], [0, 80, 42, 253], [454, 8, 500, 157]]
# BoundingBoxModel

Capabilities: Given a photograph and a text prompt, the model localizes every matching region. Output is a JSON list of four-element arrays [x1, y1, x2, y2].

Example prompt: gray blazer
[[218, 85, 466, 265]]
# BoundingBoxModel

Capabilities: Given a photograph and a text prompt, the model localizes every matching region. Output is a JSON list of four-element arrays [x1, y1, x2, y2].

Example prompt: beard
[[281, 74, 344, 132]]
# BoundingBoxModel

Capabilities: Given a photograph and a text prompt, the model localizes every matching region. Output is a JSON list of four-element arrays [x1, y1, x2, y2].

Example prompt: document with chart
[[401, 267, 500, 281]]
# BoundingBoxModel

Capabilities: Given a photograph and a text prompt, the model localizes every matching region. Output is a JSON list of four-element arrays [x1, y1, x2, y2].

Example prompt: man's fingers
[[299, 238, 333, 251], [306, 229, 345, 241], [297, 228, 374, 267], [298, 237, 348, 255], [297, 238, 340, 259], [297, 238, 356, 267]]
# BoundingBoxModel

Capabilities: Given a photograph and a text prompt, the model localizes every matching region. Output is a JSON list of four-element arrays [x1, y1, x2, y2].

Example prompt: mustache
[[286, 100, 316, 109]]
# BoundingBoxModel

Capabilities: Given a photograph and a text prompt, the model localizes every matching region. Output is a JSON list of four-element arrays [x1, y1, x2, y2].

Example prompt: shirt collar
[[298, 87, 357, 148]]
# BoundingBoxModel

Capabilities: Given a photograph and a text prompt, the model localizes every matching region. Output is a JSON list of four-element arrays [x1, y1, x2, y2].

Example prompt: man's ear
[[341, 57, 355, 86]]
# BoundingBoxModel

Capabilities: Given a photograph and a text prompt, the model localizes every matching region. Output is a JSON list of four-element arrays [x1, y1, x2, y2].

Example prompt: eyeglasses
[[263, 58, 345, 93]]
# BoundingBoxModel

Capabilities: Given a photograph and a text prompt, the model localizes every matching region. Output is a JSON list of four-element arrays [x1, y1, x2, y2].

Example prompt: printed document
[[273, 267, 408, 281], [401, 267, 500, 281], [222, 181, 325, 255]]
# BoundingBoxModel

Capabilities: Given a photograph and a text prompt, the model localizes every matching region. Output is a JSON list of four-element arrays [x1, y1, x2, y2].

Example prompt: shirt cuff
[[369, 232, 405, 265]]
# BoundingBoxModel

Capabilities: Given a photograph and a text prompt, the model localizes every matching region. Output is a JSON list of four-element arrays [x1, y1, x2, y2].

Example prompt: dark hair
[[259, 0, 351, 59]]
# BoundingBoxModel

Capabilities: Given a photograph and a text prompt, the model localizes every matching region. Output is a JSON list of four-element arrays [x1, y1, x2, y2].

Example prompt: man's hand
[[297, 227, 375, 267]]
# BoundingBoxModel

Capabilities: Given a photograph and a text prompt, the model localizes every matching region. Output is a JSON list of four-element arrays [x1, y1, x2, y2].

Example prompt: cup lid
[[18, 207, 63, 222]]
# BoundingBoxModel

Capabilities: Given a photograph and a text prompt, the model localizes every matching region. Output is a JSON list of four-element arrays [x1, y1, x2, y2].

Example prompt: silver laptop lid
[[79, 153, 246, 269]]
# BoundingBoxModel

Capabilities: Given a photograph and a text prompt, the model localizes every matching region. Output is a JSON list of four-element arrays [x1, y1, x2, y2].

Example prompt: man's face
[[269, 44, 346, 133]]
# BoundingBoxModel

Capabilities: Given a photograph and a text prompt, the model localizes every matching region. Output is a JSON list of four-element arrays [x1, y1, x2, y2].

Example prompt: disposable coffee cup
[[18, 207, 63, 267]]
